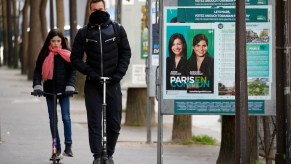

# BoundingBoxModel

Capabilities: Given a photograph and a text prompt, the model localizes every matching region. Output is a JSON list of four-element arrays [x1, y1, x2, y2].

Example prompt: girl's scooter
[[31, 91, 77, 164]]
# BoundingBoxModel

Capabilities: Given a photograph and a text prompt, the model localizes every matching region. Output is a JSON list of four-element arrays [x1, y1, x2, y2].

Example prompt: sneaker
[[108, 156, 114, 164], [93, 157, 101, 164], [63, 144, 73, 157]]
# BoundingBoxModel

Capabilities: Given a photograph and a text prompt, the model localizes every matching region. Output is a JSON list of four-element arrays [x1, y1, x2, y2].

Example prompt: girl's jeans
[[46, 95, 72, 150]]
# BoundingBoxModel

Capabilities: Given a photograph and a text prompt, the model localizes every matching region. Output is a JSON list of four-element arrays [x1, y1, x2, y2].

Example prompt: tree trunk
[[125, 88, 148, 126], [84, 0, 90, 25], [261, 116, 274, 164], [217, 116, 235, 164], [69, 0, 77, 47], [12, 0, 19, 68], [217, 116, 258, 164], [27, 0, 42, 80], [20, 0, 29, 74], [172, 115, 192, 141], [75, 71, 85, 98], [55, 0, 65, 34], [149, 97, 156, 126], [40, 0, 47, 40], [249, 116, 258, 164], [2, 0, 8, 65]]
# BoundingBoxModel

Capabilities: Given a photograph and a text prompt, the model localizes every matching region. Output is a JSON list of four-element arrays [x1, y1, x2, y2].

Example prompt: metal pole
[[285, 0, 291, 163], [115, 0, 122, 23], [53, 94, 57, 155], [275, 0, 286, 163], [235, 0, 249, 163], [50, 0, 54, 29], [157, 0, 163, 163], [146, 0, 152, 144]]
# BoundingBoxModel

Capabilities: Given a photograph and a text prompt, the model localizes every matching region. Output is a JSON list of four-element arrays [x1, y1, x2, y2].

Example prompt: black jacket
[[187, 53, 214, 92], [33, 54, 77, 93], [70, 18, 131, 82], [166, 56, 188, 90]]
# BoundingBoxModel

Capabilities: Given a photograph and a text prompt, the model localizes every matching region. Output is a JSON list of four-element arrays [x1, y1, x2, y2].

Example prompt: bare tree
[[6, 0, 12, 67], [20, 0, 29, 74], [2, 0, 8, 65], [217, 116, 258, 164], [172, 115, 192, 141], [84, 0, 90, 25], [69, 0, 77, 46], [55, 0, 65, 34], [40, 0, 47, 40], [12, 0, 20, 68], [27, 0, 42, 80], [125, 88, 145, 126], [124, 88, 155, 126]]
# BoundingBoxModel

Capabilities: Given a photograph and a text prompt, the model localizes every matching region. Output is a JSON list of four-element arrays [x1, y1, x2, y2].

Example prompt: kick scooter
[[100, 77, 110, 164], [31, 91, 77, 164]]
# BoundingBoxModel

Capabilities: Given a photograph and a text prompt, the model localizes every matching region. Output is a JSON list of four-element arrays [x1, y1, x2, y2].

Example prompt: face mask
[[89, 10, 110, 25]]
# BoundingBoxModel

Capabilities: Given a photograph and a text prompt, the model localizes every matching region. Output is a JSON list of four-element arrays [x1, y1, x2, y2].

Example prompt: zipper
[[86, 38, 98, 43], [105, 37, 116, 43], [99, 25, 103, 77]]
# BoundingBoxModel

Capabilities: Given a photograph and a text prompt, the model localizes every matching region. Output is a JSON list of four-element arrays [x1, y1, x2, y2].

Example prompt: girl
[[32, 28, 76, 159]]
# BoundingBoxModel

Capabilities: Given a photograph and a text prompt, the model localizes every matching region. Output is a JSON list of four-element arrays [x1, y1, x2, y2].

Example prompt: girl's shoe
[[63, 144, 73, 157]]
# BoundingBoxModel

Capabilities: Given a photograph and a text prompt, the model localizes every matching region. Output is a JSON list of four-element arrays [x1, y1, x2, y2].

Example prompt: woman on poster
[[187, 33, 214, 93], [166, 33, 188, 90]]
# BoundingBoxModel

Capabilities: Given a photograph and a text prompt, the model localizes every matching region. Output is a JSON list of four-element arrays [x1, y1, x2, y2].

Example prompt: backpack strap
[[81, 26, 88, 50]]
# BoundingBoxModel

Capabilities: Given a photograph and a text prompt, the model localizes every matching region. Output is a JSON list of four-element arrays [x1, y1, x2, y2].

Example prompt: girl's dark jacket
[[70, 12, 131, 83], [33, 54, 77, 93]]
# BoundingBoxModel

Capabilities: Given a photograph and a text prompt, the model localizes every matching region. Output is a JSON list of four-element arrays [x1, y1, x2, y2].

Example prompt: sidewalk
[[0, 67, 220, 164]]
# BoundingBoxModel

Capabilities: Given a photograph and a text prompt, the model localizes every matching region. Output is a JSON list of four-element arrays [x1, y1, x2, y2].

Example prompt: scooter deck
[[50, 154, 63, 163]]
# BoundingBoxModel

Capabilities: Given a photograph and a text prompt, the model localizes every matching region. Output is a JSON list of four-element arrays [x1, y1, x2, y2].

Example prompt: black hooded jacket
[[70, 11, 131, 81], [33, 54, 77, 93]]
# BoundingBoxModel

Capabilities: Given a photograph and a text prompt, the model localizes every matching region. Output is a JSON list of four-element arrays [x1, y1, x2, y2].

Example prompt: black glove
[[33, 85, 43, 97], [64, 86, 75, 97], [88, 71, 100, 84], [110, 74, 122, 85], [108, 74, 122, 85]]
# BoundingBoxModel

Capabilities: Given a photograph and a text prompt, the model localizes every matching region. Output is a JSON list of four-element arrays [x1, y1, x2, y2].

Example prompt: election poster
[[162, 4, 274, 115]]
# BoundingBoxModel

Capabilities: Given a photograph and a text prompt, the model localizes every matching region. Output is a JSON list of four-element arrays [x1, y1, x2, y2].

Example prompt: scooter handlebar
[[100, 77, 111, 84], [31, 91, 78, 96]]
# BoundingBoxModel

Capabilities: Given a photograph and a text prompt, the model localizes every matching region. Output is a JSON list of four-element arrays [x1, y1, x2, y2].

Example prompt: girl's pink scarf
[[42, 45, 71, 81]]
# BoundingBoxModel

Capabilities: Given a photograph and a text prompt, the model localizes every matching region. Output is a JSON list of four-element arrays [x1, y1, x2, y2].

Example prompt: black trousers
[[84, 79, 122, 157]]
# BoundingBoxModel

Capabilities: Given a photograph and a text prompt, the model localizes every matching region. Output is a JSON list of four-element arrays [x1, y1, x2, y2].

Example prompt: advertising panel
[[162, 4, 274, 115]]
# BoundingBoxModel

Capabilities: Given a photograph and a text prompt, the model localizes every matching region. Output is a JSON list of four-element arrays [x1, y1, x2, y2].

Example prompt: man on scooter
[[70, 0, 131, 163]]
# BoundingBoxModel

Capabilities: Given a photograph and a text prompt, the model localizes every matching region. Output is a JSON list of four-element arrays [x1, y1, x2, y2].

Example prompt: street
[[0, 67, 220, 164]]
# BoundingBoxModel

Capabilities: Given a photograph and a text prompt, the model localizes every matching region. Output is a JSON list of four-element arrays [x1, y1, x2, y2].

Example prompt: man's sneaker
[[93, 157, 101, 164], [108, 156, 114, 164], [63, 144, 73, 157], [50, 149, 63, 161]]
